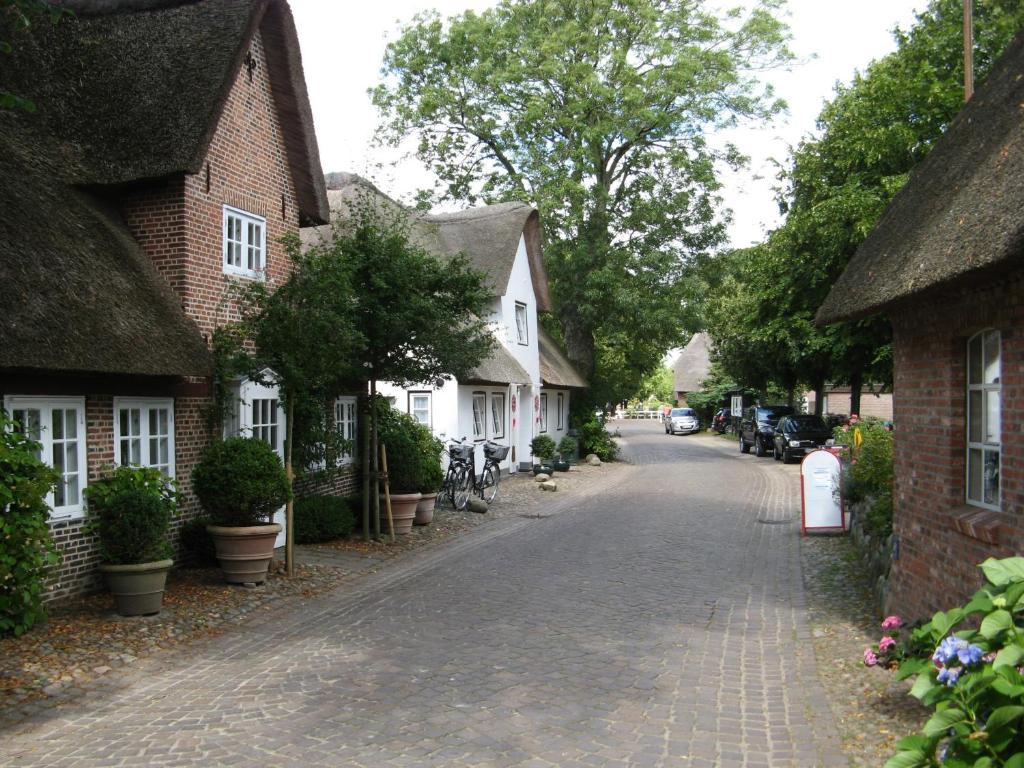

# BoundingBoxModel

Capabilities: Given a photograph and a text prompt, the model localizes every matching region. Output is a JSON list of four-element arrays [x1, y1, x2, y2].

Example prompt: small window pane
[[984, 449, 1000, 505], [968, 447, 983, 503], [64, 472, 79, 507], [968, 334, 983, 384], [984, 330, 1000, 384], [65, 441, 78, 473], [985, 390, 1000, 444], [52, 409, 64, 440], [969, 391, 982, 443]]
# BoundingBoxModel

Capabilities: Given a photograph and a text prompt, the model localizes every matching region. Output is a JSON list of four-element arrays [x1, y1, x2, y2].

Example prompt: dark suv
[[739, 405, 794, 457], [772, 414, 832, 463]]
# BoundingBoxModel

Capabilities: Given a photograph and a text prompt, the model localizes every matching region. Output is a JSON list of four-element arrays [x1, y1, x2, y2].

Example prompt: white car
[[664, 407, 700, 435]]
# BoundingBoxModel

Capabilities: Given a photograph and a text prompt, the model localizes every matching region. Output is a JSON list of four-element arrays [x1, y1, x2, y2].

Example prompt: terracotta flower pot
[[415, 492, 438, 525], [206, 523, 282, 585], [379, 493, 420, 535], [100, 559, 173, 617]]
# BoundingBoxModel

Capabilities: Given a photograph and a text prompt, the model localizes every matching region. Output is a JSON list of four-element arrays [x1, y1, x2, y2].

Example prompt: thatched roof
[[818, 31, 1024, 324], [464, 343, 532, 386], [673, 333, 712, 393], [5, 0, 327, 224], [308, 173, 552, 311], [0, 130, 213, 377], [538, 327, 587, 389]]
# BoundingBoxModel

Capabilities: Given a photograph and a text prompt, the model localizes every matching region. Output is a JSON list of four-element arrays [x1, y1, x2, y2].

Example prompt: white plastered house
[[304, 173, 587, 474]]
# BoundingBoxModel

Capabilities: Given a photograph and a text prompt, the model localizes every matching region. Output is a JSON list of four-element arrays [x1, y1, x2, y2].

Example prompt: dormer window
[[223, 205, 266, 278], [515, 302, 528, 345]]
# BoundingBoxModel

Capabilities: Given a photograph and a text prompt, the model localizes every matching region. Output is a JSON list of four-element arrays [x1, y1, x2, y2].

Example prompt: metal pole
[[964, 0, 974, 101]]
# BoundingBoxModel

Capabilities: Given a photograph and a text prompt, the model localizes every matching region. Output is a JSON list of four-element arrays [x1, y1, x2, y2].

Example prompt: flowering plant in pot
[[375, 405, 424, 534], [85, 466, 176, 616], [552, 435, 578, 472], [530, 435, 556, 475], [191, 438, 291, 584]]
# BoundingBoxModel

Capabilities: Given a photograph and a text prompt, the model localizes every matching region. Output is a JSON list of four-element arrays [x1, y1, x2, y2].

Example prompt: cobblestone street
[[1, 421, 847, 767]]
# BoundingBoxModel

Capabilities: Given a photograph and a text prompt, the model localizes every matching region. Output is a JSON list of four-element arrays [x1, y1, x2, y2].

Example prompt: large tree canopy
[[373, 0, 792, 396]]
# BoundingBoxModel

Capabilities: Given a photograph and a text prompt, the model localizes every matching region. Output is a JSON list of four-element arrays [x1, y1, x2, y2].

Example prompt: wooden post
[[285, 395, 295, 577], [380, 443, 395, 543], [361, 389, 370, 542], [964, 0, 974, 101], [370, 379, 380, 539]]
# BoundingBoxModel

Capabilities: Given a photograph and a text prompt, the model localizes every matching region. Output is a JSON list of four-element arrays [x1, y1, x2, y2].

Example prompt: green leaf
[[994, 644, 1024, 670], [983, 706, 1024, 732], [923, 708, 966, 737], [910, 671, 938, 700], [884, 750, 929, 768], [972, 757, 994, 768], [931, 609, 965, 638], [1003, 754, 1024, 768], [980, 557, 1024, 587], [894, 735, 933, 751], [980, 610, 1013, 640]]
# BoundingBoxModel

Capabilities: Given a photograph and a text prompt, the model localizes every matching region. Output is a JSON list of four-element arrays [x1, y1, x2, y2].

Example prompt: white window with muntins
[[4, 396, 88, 520], [409, 392, 432, 428], [223, 205, 266, 278], [539, 393, 548, 433], [335, 396, 358, 465], [490, 392, 505, 439], [515, 302, 528, 345], [472, 392, 486, 440], [967, 330, 1001, 509], [114, 398, 174, 478]]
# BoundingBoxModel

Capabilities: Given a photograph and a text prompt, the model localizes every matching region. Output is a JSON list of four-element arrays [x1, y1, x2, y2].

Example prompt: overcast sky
[[289, 0, 927, 248]]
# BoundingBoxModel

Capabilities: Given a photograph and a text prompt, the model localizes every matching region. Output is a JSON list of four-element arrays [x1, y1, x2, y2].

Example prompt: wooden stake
[[380, 442, 395, 543], [964, 0, 974, 101]]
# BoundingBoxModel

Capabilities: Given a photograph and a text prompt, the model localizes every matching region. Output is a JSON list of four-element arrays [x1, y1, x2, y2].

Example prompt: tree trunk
[[370, 377, 380, 539], [560, 304, 596, 380], [285, 395, 295, 577], [813, 377, 826, 417], [849, 369, 863, 418], [361, 388, 370, 542]]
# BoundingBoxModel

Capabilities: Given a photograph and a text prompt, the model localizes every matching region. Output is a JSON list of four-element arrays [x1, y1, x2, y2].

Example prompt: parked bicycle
[[472, 441, 508, 503], [439, 437, 473, 511]]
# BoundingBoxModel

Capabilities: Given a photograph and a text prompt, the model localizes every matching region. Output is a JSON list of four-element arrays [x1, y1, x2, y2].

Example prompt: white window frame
[[222, 205, 267, 279], [515, 302, 529, 345], [539, 393, 548, 433], [472, 392, 487, 441], [967, 330, 1001, 510], [335, 396, 358, 465], [557, 393, 564, 430], [490, 392, 505, 439], [409, 391, 432, 429], [4, 396, 88, 520], [113, 398, 175, 478]]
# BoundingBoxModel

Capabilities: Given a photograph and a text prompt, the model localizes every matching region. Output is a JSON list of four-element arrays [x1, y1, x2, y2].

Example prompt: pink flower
[[879, 636, 896, 652], [842, 425, 849, 433], [864, 648, 878, 666], [881, 616, 903, 630], [850, 414, 860, 424]]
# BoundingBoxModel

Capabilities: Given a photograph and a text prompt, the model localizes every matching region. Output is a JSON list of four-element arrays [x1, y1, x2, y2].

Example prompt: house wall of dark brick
[[886, 268, 1024, 621]]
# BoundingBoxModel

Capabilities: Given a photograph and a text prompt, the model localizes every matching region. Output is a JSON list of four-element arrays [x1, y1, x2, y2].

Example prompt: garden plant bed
[[801, 533, 928, 766]]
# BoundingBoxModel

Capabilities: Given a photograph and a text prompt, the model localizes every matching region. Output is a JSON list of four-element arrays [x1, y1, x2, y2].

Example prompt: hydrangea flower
[[881, 616, 903, 630], [864, 648, 878, 666], [933, 636, 985, 668], [879, 636, 896, 652], [937, 666, 962, 686]]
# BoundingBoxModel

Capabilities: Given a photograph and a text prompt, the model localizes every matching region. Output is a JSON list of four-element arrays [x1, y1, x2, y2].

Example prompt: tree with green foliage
[[373, 0, 792, 397]]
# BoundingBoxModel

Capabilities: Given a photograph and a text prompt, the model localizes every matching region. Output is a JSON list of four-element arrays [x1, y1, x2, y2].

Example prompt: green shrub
[[294, 496, 357, 543], [577, 415, 618, 461], [417, 428, 444, 494], [375, 403, 433, 494], [885, 557, 1024, 767], [191, 438, 292, 526], [833, 418, 894, 538], [85, 466, 176, 564], [530, 434, 557, 462], [557, 435, 578, 459], [179, 517, 217, 567], [0, 414, 60, 636]]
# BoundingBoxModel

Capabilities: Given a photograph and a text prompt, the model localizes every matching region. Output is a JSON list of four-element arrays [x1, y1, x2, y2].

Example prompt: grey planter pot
[[207, 524, 282, 585], [100, 559, 173, 617]]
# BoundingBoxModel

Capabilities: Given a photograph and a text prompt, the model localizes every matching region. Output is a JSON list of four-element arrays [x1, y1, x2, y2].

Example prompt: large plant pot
[[532, 464, 554, 476], [552, 460, 572, 472], [415, 493, 438, 525], [380, 493, 420, 535], [206, 524, 282, 585], [100, 559, 173, 617]]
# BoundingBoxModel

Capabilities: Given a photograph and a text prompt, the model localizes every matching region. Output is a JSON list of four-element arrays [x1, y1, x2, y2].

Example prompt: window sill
[[950, 506, 1003, 545]]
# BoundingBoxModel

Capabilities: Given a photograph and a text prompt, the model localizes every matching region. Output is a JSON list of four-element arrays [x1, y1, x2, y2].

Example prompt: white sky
[[289, 0, 927, 248]]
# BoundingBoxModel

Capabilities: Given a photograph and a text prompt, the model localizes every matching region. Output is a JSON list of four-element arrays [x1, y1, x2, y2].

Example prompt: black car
[[772, 415, 832, 463], [739, 405, 794, 457]]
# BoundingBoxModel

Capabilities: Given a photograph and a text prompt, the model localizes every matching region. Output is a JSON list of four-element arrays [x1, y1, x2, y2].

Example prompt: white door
[[235, 380, 287, 548]]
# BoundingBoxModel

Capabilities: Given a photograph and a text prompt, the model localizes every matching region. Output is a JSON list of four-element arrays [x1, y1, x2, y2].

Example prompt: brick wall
[[885, 268, 1024, 622]]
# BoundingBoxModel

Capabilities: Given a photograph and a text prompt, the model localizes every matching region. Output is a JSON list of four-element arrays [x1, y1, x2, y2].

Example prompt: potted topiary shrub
[[191, 437, 291, 584], [85, 466, 176, 616], [415, 427, 444, 525], [530, 434, 557, 475], [375, 404, 423, 534], [553, 435, 577, 472]]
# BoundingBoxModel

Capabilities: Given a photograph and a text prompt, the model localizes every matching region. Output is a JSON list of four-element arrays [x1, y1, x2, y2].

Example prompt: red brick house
[[817, 32, 1024, 621], [0, 0, 334, 601]]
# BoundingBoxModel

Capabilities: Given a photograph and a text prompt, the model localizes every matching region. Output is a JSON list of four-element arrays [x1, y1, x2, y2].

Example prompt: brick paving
[[0, 422, 846, 766]]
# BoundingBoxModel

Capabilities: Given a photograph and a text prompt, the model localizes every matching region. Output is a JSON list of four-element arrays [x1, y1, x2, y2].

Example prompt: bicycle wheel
[[481, 464, 499, 503], [452, 467, 472, 510]]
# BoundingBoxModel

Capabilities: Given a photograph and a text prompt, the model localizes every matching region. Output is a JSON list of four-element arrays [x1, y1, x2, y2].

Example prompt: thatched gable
[[817, 31, 1024, 324], [673, 333, 712, 393], [0, 131, 213, 377], [464, 344, 532, 387], [310, 173, 552, 311], [5, 0, 327, 224], [538, 326, 587, 389]]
